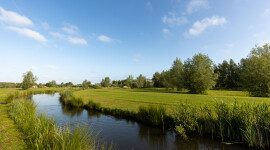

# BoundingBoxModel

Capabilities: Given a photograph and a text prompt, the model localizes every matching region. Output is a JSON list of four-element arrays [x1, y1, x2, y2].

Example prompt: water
[[31, 93, 252, 150]]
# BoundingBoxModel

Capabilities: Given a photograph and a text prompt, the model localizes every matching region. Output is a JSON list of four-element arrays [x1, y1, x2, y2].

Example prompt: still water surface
[[31, 93, 252, 150]]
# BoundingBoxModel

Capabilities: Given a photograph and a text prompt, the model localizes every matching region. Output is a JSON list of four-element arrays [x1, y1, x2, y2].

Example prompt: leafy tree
[[215, 59, 240, 88], [22, 71, 38, 90], [183, 53, 217, 94], [136, 74, 146, 88], [45, 80, 57, 87], [82, 80, 91, 89], [101, 77, 111, 87], [65, 82, 73, 87], [112, 80, 119, 87], [152, 72, 162, 87], [169, 58, 184, 90], [160, 71, 171, 89], [125, 75, 134, 88], [240, 44, 270, 97]]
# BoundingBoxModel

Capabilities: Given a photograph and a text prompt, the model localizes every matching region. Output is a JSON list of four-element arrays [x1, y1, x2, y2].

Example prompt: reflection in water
[[138, 124, 168, 149], [31, 94, 252, 150], [61, 104, 84, 117]]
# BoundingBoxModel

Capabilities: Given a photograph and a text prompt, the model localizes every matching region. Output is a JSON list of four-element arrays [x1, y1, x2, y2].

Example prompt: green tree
[[136, 74, 146, 88], [183, 53, 217, 94], [22, 71, 38, 90], [240, 44, 270, 97], [152, 72, 162, 87], [215, 59, 240, 88], [101, 77, 111, 87], [82, 80, 91, 89], [125, 75, 134, 88], [45, 80, 57, 87], [169, 58, 184, 90]]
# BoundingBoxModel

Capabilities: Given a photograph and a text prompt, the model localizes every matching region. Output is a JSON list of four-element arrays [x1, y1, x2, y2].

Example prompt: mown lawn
[[73, 88, 270, 114]]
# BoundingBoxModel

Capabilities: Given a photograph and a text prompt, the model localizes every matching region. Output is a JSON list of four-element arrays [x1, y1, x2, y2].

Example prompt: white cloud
[[41, 22, 49, 29], [133, 54, 144, 62], [50, 32, 65, 38], [8, 26, 47, 42], [61, 23, 79, 34], [188, 16, 227, 36], [162, 12, 188, 27], [44, 65, 58, 70], [67, 37, 88, 45], [0, 6, 33, 26], [98, 35, 113, 43], [50, 32, 87, 45], [146, 2, 153, 12], [187, 0, 209, 14], [162, 28, 170, 36]]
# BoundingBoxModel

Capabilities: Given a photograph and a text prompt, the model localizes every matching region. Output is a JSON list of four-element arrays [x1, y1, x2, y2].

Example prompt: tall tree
[[240, 44, 270, 97], [101, 77, 111, 87], [136, 74, 146, 88], [22, 71, 38, 90], [183, 53, 217, 93], [169, 58, 184, 90], [152, 72, 162, 87], [125, 75, 134, 88]]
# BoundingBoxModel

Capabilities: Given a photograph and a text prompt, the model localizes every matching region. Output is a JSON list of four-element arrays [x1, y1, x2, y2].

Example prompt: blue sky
[[0, 0, 270, 84]]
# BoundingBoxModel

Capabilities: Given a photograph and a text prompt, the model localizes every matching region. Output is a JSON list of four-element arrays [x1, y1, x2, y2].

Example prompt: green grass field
[[73, 88, 270, 114]]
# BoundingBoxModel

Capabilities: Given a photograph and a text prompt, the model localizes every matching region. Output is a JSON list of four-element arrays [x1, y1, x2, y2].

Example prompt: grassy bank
[[61, 88, 270, 148], [8, 99, 109, 150], [0, 104, 26, 150]]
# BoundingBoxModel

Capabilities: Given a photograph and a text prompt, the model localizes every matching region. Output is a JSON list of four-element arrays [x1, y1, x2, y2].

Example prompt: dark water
[[31, 93, 252, 150]]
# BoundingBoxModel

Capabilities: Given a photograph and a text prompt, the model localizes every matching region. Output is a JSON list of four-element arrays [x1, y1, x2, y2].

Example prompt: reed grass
[[8, 99, 116, 150]]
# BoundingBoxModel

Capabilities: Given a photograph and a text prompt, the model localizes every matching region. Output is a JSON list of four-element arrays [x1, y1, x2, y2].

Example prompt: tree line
[[19, 44, 270, 97], [98, 44, 270, 97]]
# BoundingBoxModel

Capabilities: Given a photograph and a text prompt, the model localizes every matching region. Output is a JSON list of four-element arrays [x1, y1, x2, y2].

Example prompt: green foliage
[[183, 53, 217, 94], [215, 59, 240, 88], [93, 83, 102, 89], [8, 100, 99, 150], [173, 101, 270, 148], [82, 80, 91, 89], [168, 58, 184, 90], [45, 80, 57, 87], [101, 77, 111, 87], [21, 71, 37, 90], [125, 75, 134, 88], [137, 105, 167, 127], [0, 82, 17, 88], [240, 44, 270, 97], [136, 74, 146, 88]]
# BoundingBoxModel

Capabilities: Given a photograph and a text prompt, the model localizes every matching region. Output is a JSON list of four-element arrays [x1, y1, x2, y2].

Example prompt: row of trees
[[19, 44, 270, 97], [152, 44, 270, 96], [99, 74, 152, 88]]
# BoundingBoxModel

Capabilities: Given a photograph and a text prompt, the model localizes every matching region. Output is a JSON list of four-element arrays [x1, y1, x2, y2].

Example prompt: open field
[[73, 88, 269, 114]]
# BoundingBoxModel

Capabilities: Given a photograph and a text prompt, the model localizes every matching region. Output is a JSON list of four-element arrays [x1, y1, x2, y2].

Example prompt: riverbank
[[61, 88, 270, 148], [0, 88, 115, 150]]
